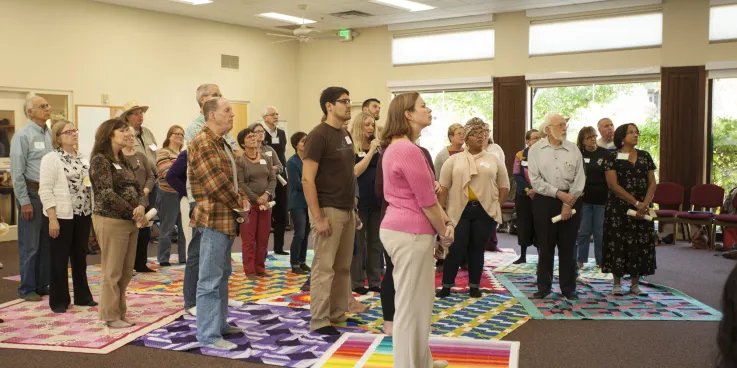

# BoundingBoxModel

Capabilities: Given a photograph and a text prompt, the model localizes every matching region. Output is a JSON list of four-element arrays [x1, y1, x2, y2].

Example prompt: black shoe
[[299, 263, 311, 272], [563, 292, 579, 300], [291, 266, 308, 275], [315, 326, 340, 336], [37, 289, 49, 296], [368, 287, 381, 293], [512, 256, 526, 264], [344, 318, 363, 325], [160, 262, 172, 267], [353, 287, 369, 295], [436, 287, 451, 298], [469, 287, 482, 298], [275, 250, 289, 255], [135, 266, 156, 273], [52, 307, 67, 313], [532, 290, 551, 299], [78, 300, 98, 307]]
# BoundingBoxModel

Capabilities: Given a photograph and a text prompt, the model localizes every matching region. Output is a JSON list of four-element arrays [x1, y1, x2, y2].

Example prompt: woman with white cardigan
[[39, 120, 96, 313]]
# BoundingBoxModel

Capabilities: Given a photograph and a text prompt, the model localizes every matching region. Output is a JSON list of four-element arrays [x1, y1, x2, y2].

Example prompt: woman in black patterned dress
[[602, 123, 657, 296]]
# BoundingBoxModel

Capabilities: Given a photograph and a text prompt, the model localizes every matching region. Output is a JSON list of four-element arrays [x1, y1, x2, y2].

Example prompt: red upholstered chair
[[677, 184, 725, 249], [715, 194, 737, 247], [652, 182, 685, 243]]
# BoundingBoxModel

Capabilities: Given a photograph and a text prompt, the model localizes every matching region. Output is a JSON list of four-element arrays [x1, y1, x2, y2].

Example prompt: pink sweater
[[380, 140, 437, 235]]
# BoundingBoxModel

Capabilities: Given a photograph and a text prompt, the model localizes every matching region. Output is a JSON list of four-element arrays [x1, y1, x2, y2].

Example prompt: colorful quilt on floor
[[0, 294, 183, 354], [312, 332, 520, 368], [493, 255, 612, 280], [497, 273, 722, 321]]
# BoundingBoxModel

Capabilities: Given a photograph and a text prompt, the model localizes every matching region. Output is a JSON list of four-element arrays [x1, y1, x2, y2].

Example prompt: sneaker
[[21, 292, 42, 302], [433, 360, 449, 368], [186, 306, 197, 316], [227, 299, 244, 308], [292, 266, 308, 275], [612, 285, 623, 296], [204, 338, 238, 351], [299, 263, 311, 272], [223, 325, 243, 335]]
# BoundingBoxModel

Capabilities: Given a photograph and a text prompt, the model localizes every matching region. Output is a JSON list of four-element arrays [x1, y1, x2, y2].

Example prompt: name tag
[[479, 161, 490, 168], [272, 137, 280, 144], [264, 151, 273, 157], [358, 152, 367, 158], [259, 159, 267, 165], [617, 153, 629, 160], [149, 144, 159, 151], [521, 161, 528, 167], [34, 141, 45, 150], [113, 163, 122, 170], [584, 158, 590, 163], [344, 136, 352, 145]]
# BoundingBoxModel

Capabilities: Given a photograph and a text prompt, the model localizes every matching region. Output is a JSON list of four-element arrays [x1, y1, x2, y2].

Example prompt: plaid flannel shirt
[[188, 126, 245, 236]]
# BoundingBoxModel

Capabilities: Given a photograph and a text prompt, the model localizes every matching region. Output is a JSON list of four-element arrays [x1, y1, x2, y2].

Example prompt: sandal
[[612, 285, 623, 296], [630, 285, 648, 296]]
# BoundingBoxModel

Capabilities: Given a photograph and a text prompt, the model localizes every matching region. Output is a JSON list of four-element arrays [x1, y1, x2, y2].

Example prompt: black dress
[[602, 149, 657, 277]]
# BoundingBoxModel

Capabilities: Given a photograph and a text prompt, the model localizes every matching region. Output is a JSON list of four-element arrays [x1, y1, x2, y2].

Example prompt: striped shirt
[[188, 126, 245, 236], [156, 148, 179, 193]]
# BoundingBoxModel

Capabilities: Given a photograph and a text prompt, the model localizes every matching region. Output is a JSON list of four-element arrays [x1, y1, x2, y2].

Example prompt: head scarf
[[464, 117, 486, 140]]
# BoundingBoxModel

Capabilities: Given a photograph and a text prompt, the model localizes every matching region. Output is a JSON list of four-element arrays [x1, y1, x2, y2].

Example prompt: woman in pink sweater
[[380, 92, 454, 368]]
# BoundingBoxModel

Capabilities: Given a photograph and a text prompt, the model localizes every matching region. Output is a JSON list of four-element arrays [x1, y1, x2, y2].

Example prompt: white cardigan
[[38, 151, 89, 219]]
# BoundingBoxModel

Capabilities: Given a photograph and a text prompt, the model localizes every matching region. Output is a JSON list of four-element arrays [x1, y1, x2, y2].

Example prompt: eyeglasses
[[335, 99, 352, 105], [36, 104, 51, 110], [58, 129, 79, 136], [482, 129, 490, 134], [584, 136, 596, 141]]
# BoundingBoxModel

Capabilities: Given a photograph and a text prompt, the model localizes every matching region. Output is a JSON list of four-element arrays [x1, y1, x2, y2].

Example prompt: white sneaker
[[433, 360, 449, 368], [204, 338, 237, 351], [223, 325, 243, 335], [227, 299, 243, 307], [186, 307, 197, 316]]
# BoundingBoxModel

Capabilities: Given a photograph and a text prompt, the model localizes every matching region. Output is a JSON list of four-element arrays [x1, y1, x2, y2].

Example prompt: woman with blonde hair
[[156, 125, 186, 266], [433, 123, 465, 180], [350, 111, 383, 294], [380, 91, 453, 368], [90, 118, 147, 328], [39, 119, 96, 313]]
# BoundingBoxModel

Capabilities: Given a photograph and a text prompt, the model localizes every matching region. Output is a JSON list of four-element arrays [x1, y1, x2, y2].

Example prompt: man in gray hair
[[527, 112, 586, 300], [261, 105, 289, 255], [596, 117, 615, 150], [10, 95, 53, 301]]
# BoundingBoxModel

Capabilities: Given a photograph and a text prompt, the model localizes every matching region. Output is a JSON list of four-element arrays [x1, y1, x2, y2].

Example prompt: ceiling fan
[[266, 4, 343, 43]]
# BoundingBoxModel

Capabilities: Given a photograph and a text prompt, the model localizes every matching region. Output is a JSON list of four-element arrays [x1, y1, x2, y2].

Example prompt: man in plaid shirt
[[188, 97, 250, 350]]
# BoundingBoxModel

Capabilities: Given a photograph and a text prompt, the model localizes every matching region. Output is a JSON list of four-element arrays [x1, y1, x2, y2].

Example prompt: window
[[709, 78, 737, 191], [413, 90, 493, 160], [530, 81, 661, 176], [529, 13, 663, 56], [392, 29, 494, 65], [709, 5, 737, 42]]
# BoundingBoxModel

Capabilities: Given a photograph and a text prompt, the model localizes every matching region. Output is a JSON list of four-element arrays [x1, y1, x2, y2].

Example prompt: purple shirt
[[380, 140, 437, 235], [166, 149, 188, 198]]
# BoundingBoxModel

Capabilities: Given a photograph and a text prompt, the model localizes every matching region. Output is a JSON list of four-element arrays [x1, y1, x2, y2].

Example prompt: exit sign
[[339, 29, 353, 41]]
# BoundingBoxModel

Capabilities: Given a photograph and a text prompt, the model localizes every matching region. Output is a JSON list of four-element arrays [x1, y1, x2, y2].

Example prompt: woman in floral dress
[[602, 123, 657, 296]]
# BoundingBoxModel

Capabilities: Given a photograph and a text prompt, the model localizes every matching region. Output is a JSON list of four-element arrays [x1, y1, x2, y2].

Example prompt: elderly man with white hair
[[596, 117, 615, 150], [261, 105, 289, 255], [10, 95, 53, 301], [527, 113, 586, 300]]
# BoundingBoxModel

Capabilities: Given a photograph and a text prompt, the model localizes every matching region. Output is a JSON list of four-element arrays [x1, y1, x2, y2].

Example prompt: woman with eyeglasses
[[603, 123, 657, 296], [39, 120, 96, 313], [512, 129, 541, 264], [574, 126, 610, 269], [156, 125, 186, 267], [89, 119, 147, 328], [122, 126, 156, 271]]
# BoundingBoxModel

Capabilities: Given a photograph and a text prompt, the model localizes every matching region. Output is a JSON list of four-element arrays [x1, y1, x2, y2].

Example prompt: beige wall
[[0, 0, 298, 149], [296, 0, 737, 134]]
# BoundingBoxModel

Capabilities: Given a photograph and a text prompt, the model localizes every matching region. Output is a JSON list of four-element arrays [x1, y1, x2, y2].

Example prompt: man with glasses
[[11, 95, 53, 301], [527, 113, 586, 300], [261, 106, 289, 255], [303, 87, 358, 335]]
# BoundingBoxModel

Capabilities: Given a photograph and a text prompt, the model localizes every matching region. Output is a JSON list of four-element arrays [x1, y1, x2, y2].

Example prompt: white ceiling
[[91, 0, 617, 33]]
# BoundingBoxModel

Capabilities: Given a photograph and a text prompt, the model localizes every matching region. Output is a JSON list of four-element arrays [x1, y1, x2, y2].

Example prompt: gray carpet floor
[[0, 231, 731, 368]]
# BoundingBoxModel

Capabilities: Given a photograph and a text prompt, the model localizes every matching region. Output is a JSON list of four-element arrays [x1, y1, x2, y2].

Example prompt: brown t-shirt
[[304, 122, 356, 210]]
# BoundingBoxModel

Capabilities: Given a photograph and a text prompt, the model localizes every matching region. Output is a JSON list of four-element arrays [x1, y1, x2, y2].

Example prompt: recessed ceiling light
[[371, 0, 435, 12], [170, 0, 213, 5], [258, 12, 316, 24]]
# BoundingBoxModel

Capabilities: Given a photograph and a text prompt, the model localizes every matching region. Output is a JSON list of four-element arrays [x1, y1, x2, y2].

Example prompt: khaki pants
[[309, 207, 355, 330], [380, 229, 436, 368], [93, 215, 138, 322]]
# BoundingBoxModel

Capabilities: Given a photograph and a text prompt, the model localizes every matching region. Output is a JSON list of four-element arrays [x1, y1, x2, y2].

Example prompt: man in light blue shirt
[[10, 95, 53, 301]]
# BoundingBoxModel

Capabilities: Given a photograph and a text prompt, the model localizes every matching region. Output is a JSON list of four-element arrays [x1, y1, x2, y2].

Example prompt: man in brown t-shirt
[[302, 86, 357, 335]]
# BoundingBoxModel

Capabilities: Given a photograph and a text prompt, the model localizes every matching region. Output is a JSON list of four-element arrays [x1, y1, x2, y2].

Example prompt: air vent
[[329, 10, 372, 19], [221, 54, 239, 70]]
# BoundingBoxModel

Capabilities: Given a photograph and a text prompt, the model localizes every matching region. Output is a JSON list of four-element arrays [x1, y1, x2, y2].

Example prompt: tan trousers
[[309, 207, 355, 330], [93, 215, 138, 322], [380, 229, 436, 368]]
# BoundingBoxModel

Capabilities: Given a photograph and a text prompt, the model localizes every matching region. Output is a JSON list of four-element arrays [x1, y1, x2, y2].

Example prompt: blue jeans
[[289, 208, 310, 266], [17, 189, 50, 297], [196, 227, 233, 345], [183, 202, 201, 310], [575, 203, 605, 266], [156, 191, 186, 263]]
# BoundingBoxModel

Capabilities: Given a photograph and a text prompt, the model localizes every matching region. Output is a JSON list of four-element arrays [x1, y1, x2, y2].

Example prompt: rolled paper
[[551, 209, 577, 223], [627, 209, 653, 221], [0, 222, 9, 236], [268, 201, 276, 208], [138, 208, 158, 228], [277, 174, 287, 186], [83, 176, 91, 187]]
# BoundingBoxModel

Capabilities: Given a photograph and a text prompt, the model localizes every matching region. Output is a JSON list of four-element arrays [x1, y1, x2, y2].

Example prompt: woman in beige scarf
[[437, 118, 509, 298]]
